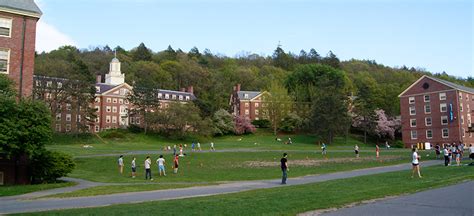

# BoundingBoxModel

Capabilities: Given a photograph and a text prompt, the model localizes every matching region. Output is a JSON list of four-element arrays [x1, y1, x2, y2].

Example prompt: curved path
[[0, 160, 441, 214]]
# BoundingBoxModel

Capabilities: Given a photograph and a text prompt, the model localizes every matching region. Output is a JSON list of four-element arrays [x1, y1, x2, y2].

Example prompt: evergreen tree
[[132, 42, 152, 61]]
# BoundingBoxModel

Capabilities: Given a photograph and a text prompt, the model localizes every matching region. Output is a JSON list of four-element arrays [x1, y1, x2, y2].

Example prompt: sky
[[35, 0, 473, 78]]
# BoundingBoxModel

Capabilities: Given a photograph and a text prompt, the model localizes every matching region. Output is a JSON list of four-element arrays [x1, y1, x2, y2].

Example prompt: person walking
[[173, 144, 177, 156], [210, 142, 215, 151], [179, 144, 184, 156], [118, 155, 124, 174], [321, 143, 327, 156], [197, 142, 202, 151], [145, 156, 153, 180], [411, 148, 422, 178], [376, 144, 380, 158], [455, 148, 461, 166], [443, 146, 450, 166], [435, 144, 441, 159], [469, 144, 474, 160], [281, 153, 289, 184], [173, 154, 179, 174], [156, 155, 166, 176], [354, 144, 360, 158], [131, 157, 136, 178], [191, 142, 195, 152]]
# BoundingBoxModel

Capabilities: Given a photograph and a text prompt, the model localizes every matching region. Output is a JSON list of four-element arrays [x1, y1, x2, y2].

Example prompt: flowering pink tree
[[234, 116, 256, 135], [374, 109, 400, 139]]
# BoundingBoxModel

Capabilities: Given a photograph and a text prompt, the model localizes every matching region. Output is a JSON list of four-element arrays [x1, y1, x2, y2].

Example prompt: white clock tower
[[105, 52, 125, 85]]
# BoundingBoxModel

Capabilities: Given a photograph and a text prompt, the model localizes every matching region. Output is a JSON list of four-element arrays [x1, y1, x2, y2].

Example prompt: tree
[[132, 42, 152, 61], [272, 45, 294, 70], [279, 112, 303, 133], [212, 109, 235, 136], [127, 80, 160, 134], [261, 80, 293, 135], [321, 51, 341, 69], [31, 150, 75, 183], [352, 75, 382, 143], [374, 109, 399, 140], [234, 115, 256, 135], [308, 48, 321, 63]]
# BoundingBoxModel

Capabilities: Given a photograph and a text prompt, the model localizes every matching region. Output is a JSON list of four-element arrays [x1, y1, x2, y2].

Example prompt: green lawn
[[43, 183, 214, 198], [69, 150, 429, 183], [18, 165, 473, 216], [0, 182, 76, 197]]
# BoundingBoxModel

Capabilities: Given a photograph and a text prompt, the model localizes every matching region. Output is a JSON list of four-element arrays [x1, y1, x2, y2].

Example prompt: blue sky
[[36, 0, 472, 78]]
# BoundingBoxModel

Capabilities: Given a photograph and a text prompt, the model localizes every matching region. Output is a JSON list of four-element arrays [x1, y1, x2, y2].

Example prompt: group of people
[[352, 144, 381, 158], [435, 143, 474, 167], [118, 154, 180, 180]]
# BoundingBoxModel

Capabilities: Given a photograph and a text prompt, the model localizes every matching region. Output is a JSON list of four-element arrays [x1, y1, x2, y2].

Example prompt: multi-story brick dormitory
[[34, 56, 196, 133], [0, 0, 41, 98], [399, 75, 474, 148], [229, 84, 311, 121]]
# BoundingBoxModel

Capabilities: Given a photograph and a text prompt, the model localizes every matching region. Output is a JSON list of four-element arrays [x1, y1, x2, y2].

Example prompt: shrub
[[100, 129, 127, 139], [234, 116, 256, 135], [31, 150, 75, 183], [128, 124, 143, 133], [392, 140, 405, 148], [279, 112, 303, 133], [252, 119, 270, 128]]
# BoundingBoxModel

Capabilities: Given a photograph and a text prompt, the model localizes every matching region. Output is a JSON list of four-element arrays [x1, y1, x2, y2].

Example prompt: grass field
[[17, 165, 473, 216], [69, 150, 433, 183], [0, 182, 76, 197]]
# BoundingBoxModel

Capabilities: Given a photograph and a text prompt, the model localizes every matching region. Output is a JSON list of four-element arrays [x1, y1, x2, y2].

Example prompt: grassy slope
[[0, 182, 76, 197], [18, 165, 473, 216]]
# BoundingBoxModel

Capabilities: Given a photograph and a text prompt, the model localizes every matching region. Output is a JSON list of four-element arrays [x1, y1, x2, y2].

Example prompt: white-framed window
[[185, 96, 190, 101], [66, 114, 71, 122], [95, 86, 101, 93], [57, 82, 62, 88], [107, 98, 111, 103], [441, 116, 448, 125], [106, 106, 111, 112], [461, 115, 464, 125], [410, 119, 417, 127], [106, 115, 111, 123], [245, 103, 249, 107], [130, 117, 135, 124], [55, 124, 61, 132], [45, 93, 52, 100], [467, 104, 470, 112], [440, 103, 447, 112], [119, 99, 123, 104], [46, 81, 52, 87], [77, 115, 81, 122], [424, 95, 430, 102], [0, 17, 12, 37], [95, 116, 100, 123], [95, 97, 100, 103], [439, 92, 446, 100], [125, 99, 129, 104], [112, 116, 117, 123], [57, 104, 62, 110], [56, 114, 61, 121], [95, 125, 100, 132], [86, 125, 91, 131], [255, 109, 259, 115], [35, 80, 41, 87], [95, 106, 100, 112], [411, 130, 417, 140], [255, 103, 259, 108], [442, 128, 449, 138], [424, 104, 431, 114], [179, 95, 183, 100], [165, 94, 169, 99], [460, 103, 463, 112], [244, 94, 249, 99], [66, 103, 72, 111], [65, 124, 71, 132], [172, 94, 177, 100], [112, 106, 117, 113], [112, 98, 117, 103], [425, 117, 432, 126], [135, 117, 140, 124], [245, 109, 249, 115], [426, 130, 433, 139], [0, 48, 9, 74], [158, 93, 162, 99], [409, 107, 416, 115], [459, 92, 462, 100], [409, 97, 415, 104]]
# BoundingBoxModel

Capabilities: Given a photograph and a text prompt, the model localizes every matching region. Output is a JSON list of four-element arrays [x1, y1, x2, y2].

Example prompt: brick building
[[0, 0, 41, 97], [229, 84, 268, 121], [399, 75, 474, 148], [34, 57, 196, 133]]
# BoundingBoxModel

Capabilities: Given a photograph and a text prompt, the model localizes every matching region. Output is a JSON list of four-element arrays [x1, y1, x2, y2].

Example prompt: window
[[106, 116, 111, 123], [57, 82, 62, 88], [112, 106, 117, 113], [55, 124, 61, 132], [172, 94, 177, 100], [56, 114, 61, 121], [185, 96, 190, 101], [244, 94, 249, 99], [255, 109, 259, 115], [410, 119, 417, 127], [95, 116, 100, 123], [125, 99, 129, 104], [57, 104, 62, 110], [66, 114, 71, 122], [411, 131, 417, 140], [462, 130, 465, 137], [165, 94, 169, 99], [95, 86, 101, 93], [0, 17, 12, 37], [119, 99, 123, 104], [245, 109, 249, 115], [459, 92, 462, 100], [112, 116, 117, 123], [467, 104, 470, 112], [255, 103, 259, 108], [440, 103, 447, 112], [245, 103, 249, 107], [442, 128, 449, 138], [130, 117, 135, 124], [409, 97, 415, 104], [106, 106, 111, 112], [95, 98, 100, 103], [95, 125, 100, 132], [460, 104, 463, 112], [77, 115, 81, 122], [158, 93, 162, 99], [426, 130, 433, 139], [66, 124, 71, 132], [95, 106, 100, 112], [86, 125, 91, 131], [461, 116, 464, 125], [35, 80, 41, 87], [107, 98, 111, 103], [439, 92, 446, 100], [409, 107, 416, 115], [135, 117, 140, 124], [46, 81, 52, 87], [113, 98, 117, 103], [441, 116, 448, 125], [424, 95, 430, 102], [425, 117, 432, 126], [424, 104, 431, 114], [0, 49, 8, 74]]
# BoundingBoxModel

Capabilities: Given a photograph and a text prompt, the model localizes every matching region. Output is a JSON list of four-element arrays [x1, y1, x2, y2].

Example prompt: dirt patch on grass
[[243, 156, 403, 168]]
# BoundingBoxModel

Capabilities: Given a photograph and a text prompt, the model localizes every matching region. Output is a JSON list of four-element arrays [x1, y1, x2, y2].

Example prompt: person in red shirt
[[173, 154, 179, 174]]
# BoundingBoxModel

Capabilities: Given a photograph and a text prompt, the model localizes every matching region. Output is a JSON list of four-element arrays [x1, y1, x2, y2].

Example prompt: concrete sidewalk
[[0, 160, 441, 214], [320, 180, 474, 216]]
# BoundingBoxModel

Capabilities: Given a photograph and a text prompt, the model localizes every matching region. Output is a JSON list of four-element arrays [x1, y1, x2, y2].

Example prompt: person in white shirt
[[210, 142, 215, 151], [131, 157, 136, 178], [469, 144, 474, 160], [156, 155, 166, 176], [144, 156, 153, 180], [197, 142, 201, 151], [354, 144, 359, 158], [411, 148, 422, 178], [118, 155, 124, 174], [443, 146, 450, 166]]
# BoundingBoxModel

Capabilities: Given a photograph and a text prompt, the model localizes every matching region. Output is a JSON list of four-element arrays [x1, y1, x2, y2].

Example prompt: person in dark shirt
[[281, 153, 288, 184]]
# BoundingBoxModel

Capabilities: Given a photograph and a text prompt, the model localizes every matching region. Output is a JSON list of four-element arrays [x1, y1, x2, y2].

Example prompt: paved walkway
[[0, 160, 441, 214], [319, 180, 474, 216]]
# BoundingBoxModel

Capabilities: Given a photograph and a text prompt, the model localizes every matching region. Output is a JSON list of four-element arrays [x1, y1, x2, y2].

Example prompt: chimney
[[96, 75, 101, 83], [187, 86, 194, 94], [180, 87, 186, 92], [236, 84, 241, 92]]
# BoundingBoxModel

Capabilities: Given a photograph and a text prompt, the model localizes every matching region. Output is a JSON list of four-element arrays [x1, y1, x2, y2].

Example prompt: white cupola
[[105, 51, 125, 85]]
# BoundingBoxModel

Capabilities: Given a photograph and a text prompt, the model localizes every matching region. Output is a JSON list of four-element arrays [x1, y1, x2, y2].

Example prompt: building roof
[[428, 76, 474, 94], [96, 83, 119, 94], [237, 91, 261, 100], [0, 0, 42, 17], [158, 89, 196, 100]]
